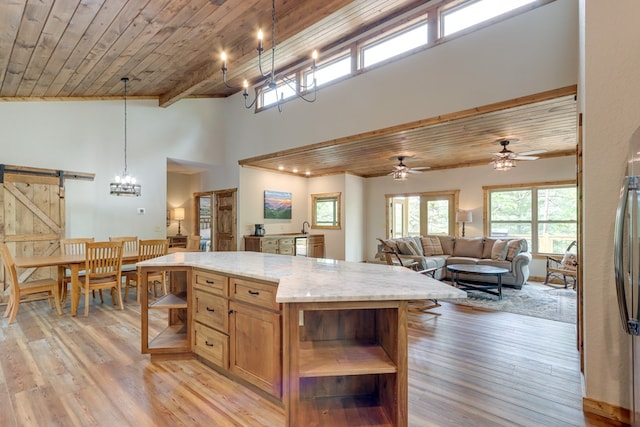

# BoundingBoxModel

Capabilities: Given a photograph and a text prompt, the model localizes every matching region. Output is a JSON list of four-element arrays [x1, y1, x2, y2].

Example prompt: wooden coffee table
[[446, 264, 509, 300]]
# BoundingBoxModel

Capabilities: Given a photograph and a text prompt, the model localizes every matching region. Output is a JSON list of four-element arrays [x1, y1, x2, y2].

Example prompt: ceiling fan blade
[[519, 149, 547, 156], [514, 155, 539, 160], [412, 166, 431, 170]]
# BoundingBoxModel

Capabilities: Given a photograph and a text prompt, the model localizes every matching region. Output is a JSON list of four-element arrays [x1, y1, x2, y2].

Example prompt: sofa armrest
[[511, 252, 532, 285]]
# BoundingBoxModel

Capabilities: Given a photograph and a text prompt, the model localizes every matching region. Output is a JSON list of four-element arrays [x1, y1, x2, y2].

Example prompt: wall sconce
[[456, 210, 472, 237], [174, 207, 185, 235]]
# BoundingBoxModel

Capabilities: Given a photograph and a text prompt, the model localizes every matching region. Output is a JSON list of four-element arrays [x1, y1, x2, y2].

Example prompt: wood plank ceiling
[[1, 0, 576, 176]]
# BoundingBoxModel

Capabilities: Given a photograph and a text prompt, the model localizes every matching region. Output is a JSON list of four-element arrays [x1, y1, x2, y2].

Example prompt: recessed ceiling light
[[305, 171, 310, 176], [292, 168, 298, 173]]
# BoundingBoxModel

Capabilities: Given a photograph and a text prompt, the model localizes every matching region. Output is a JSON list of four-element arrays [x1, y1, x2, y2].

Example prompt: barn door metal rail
[[0, 164, 94, 187]]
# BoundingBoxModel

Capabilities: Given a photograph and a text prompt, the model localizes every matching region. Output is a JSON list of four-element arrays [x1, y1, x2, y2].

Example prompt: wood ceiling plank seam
[[2, 0, 55, 97], [61, 0, 165, 97], [88, 0, 202, 97], [0, 0, 28, 96], [124, 0, 247, 95], [27, 0, 109, 97], [16, 0, 83, 97], [44, 0, 147, 97]]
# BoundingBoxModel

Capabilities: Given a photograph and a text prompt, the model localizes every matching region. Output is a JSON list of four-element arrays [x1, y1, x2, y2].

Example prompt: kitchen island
[[137, 251, 465, 427]]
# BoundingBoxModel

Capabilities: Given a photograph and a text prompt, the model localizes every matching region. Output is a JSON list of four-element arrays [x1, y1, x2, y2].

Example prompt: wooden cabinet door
[[214, 188, 237, 251], [229, 301, 282, 398]]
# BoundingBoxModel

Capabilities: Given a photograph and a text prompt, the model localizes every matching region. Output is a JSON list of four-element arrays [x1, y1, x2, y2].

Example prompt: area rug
[[442, 281, 576, 323]]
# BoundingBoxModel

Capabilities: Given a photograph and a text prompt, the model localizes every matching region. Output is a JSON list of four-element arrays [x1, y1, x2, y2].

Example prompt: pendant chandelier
[[221, 0, 318, 112], [110, 77, 141, 196]]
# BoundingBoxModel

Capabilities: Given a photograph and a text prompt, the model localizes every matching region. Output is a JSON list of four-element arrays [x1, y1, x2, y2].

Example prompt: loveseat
[[377, 235, 532, 289]]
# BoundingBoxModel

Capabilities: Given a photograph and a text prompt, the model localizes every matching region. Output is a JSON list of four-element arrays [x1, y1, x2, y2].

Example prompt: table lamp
[[456, 210, 472, 237], [174, 207, 185, 235]]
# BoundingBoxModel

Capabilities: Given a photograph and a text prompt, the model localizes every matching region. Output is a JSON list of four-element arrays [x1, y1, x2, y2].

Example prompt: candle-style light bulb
[[221, 51, 227, 70], [243, 80, 249, 96], [257, 29, 263, 51], [312, 50, 318, 69]]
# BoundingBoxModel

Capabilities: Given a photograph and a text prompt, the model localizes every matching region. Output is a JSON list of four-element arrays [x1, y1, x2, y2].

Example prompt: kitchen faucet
[[301, 221, 310, 234]]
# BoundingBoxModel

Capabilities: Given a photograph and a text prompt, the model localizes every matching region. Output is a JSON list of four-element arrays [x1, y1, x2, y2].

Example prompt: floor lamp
[[456, 210, 472, 237]]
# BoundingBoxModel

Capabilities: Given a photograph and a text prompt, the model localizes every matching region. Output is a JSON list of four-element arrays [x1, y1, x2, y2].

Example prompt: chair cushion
[[438, 236, 456, 255], [453, 238, 484, 258], [491, 239, 509, 260], [397, 240, 420, 256], [421, 236, 444, 256]]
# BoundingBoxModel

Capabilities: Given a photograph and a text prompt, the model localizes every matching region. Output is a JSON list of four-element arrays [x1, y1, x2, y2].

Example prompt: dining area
[[0, 234, 202, 322]]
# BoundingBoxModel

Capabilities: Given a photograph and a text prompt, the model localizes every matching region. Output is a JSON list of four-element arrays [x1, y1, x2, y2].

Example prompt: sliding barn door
[[0, 168, 65, 301]]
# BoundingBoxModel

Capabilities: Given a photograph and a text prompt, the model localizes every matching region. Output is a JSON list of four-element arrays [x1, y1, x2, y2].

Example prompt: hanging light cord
[[122, 77, 129, 177]]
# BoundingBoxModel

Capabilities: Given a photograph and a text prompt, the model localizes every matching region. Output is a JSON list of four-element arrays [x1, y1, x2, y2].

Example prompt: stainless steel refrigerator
[[614, 126, 640, 426]]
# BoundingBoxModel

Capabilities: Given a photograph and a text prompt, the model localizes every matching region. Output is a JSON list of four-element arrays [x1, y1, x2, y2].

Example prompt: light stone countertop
[[137, 251, 466, 303]]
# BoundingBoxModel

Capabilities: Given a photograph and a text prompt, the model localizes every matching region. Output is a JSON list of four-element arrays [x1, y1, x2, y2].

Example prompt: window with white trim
[[441, 0, 538, 37]]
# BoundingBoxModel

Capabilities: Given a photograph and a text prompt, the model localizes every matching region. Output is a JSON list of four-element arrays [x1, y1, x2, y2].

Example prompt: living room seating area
[[377, 235, 532, 289]]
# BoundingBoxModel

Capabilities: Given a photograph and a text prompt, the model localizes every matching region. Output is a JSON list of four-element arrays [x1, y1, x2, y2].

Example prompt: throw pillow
[[482, 238, 497, 259], [396, 240, 419, 255], [453, 238, 484, 258], [421, 236, 443, 256], [491, 239, 509, 260], [505, 239, 524, 261], [560, 252, 578, 270]]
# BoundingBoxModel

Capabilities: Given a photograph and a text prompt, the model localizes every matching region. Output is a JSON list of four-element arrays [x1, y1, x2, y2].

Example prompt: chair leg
[[8, 291, 20, 324], [52, 288, 62, 315], [114, 286, 124, 310], [85, 287, 91, 317]]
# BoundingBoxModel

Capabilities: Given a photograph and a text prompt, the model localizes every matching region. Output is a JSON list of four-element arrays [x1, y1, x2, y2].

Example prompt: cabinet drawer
[[194, 290, 229, 332], [231, 278, 280, 311], [193, 323, 229, 369], [278, 246, 294, 255], [194, 270, 228, 296], [261, 238, 279, 252], [278, 238, 295, 247]]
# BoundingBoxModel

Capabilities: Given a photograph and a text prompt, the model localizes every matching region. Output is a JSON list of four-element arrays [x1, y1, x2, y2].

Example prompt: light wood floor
[[0, 294, 622, 426]]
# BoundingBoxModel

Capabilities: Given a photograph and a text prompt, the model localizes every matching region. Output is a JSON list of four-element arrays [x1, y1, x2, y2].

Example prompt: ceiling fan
[[491, 139, 545, 170], [388, 156, 430, 180]]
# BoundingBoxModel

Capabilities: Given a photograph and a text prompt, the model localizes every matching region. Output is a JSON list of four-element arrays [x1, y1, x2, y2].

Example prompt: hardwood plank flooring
[[0, 295, 622, 426]]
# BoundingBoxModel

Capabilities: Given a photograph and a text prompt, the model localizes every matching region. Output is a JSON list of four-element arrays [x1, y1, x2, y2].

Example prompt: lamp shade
[[174, 208, 185, 221], [456, 210, 472, 223]]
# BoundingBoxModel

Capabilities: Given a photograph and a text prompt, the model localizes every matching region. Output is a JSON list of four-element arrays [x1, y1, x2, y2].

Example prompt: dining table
[[14, 250, 139, 316]]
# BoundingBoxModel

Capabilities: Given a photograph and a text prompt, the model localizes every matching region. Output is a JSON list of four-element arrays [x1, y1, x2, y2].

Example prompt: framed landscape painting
[[264, 190, 292, 219]]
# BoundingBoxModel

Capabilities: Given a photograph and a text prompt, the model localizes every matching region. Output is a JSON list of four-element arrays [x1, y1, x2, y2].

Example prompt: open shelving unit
[[141, 267, 192, 359], [285, 300, 408, 427]]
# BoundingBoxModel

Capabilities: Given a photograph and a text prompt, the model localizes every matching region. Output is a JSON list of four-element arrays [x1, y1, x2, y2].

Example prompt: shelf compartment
[[149, 293, 187, 309], [299, 340, 397, 377], [148, 324, 189, 350], [297, 395, 393, 427]]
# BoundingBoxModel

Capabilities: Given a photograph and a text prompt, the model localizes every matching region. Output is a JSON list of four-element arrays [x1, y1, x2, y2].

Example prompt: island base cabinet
[[229, 300, 282, 398], [284, 301, 408, 427]]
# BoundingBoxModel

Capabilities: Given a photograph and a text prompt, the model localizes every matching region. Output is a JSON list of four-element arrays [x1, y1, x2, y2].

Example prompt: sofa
[[377, 235, 532, 289]]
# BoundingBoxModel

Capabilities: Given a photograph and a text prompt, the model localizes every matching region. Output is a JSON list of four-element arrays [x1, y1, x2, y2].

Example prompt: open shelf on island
[[148, 324, 189, 350], [297, 394, 394, 426], [149, 293, 187, 309], [299, 340, 397, 377]]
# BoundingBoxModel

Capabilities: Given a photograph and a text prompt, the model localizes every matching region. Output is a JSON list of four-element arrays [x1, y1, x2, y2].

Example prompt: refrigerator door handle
[[615, 176, 634, 335]]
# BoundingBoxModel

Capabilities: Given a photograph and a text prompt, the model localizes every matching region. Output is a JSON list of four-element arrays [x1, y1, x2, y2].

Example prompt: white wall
[[345, 174, 366, 262], [0, 98, 228, 241], [365, 156, 577, 278], [581, 0, 640, 412]]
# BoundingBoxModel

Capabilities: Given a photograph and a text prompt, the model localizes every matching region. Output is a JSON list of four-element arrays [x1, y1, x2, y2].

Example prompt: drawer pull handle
[[228, 309, 234, 314], [206, 280, 214, 284], [248, 290, 260, 296], [206, 307, 215, 312], [205, 341, 214, 347]]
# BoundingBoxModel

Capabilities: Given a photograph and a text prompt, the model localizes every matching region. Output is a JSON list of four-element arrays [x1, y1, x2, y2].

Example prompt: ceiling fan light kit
[[388, 156, 430, 181], [491, 139, 539, 171]]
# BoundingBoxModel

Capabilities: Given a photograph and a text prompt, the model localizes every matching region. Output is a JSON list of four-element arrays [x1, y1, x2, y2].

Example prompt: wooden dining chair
[[0, 243, 62, 324], [78, 241, 124, 317], [124, 239, 169, 304], [59, 237, 95, 303], [186, 235, 202, 251], [109, 236, 138, 285]]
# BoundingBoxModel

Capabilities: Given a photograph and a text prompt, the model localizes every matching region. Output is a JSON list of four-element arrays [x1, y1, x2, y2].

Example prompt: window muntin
[[362, 22, 428, 69], [305, 54, 351, 88], [486, 184, 576, 254], [312, 193, 341, 229], [441, 0, 537, 37]]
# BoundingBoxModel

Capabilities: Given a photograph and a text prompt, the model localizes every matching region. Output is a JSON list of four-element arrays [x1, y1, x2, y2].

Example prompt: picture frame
[[264, 190, 292, 219]]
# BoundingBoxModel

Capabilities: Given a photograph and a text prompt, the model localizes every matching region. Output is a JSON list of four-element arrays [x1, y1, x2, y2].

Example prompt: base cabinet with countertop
[[244, 234, 324, 257], [137, 252, 465, 427]]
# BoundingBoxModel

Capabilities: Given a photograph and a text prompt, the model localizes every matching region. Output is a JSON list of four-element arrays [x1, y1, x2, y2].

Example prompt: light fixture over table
[[110, 77, 141, 196], [221, 0, 318, 112]]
